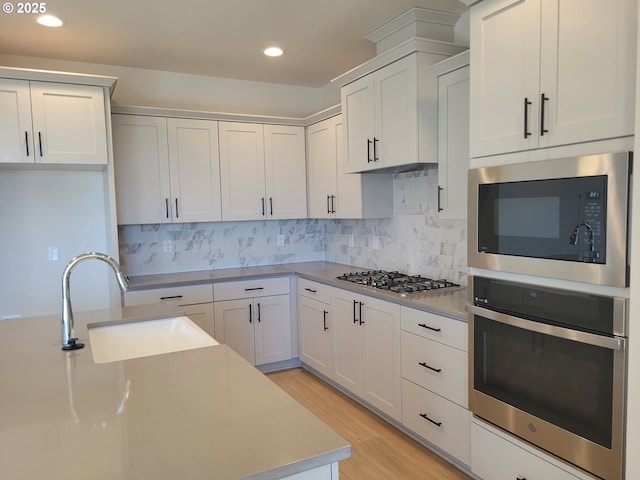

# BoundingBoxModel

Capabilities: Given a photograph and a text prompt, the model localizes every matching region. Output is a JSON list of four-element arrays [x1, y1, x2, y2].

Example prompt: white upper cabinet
[[0, 79, 107, 165], [306, 114, 392, 219], [264, 124, 307, 220], [470, 0, 636, 158], [219, 122, 307, 221], [112, 114, 221, 225], [341, 52, 440, 173], [435, 55, 470, 221]]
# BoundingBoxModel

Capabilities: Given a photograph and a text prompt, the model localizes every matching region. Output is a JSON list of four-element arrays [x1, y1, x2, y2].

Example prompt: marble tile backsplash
[[118, 168, 468, 284]]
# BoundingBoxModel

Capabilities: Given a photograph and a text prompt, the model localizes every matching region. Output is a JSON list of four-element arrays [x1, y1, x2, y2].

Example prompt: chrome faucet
[[61, 252, 129, 351]]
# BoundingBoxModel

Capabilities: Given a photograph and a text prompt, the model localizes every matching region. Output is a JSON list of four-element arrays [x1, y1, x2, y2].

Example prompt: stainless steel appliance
[[468, 151, 632, 287], [336, 270, 459, 296], [468, 276, 627, 479]]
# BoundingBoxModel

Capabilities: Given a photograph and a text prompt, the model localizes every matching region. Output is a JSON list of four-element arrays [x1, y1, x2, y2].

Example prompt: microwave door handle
[[466, 304, 625, 351]]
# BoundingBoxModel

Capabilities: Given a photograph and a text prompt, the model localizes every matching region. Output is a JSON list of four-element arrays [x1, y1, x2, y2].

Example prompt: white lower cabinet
[[402, 379, 470, 465], [400, 306, 470, 466], [471, 419, 594, 480], [214, 277, 292, 366], [123, 284, 214, 336], [297, 279, 333, 378], [332, 289, 402, 421]]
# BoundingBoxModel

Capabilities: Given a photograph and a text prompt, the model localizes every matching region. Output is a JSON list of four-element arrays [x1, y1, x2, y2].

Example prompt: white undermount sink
[[88, 316, 219, 364]]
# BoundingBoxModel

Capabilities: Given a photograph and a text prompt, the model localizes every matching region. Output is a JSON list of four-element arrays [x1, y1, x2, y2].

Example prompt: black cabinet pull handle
[[25, 132, 29, 157], [261, 197, 265, 216], [359, 301, 364, 325], [353, 300, 358, 323], [437, 186, 443, 212], [323, 310, 329, 331], [159, 295, 183, 300], [367, 139, 373, 163], [418, 323, 441, 332], [540, 93, 549, 136], [165, 198, 169, 219], [175, 198, 179, 218], [305, 287, 317, 293], [249, 303, 252, 324], [331, 195, 336, 214], [516, 477, 527, 480], [38, 131, 43, 157], [373, 137, 379, 161], [327, 195, 331, 214], [419, 362, 442, 373], [523, 97, 532, 138], [244, 287, 264, 291], [419, 413, 442, 427], [257, 303, 261, 323], [269, 197, 273, 215]]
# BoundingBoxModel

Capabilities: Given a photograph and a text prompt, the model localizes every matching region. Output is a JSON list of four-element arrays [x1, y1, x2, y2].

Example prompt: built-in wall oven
[[468, 276, 627, 479], [468, 151, 632, 287]]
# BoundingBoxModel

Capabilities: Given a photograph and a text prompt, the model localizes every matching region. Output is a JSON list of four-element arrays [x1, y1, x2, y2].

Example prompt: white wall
[[0, 54, 337, 118], [0, 169, 112, 318]]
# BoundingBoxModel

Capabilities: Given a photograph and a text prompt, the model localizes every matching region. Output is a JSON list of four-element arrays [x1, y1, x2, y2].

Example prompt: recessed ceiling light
[[37, 15, 64, 27], [264, 47, 283, 57]]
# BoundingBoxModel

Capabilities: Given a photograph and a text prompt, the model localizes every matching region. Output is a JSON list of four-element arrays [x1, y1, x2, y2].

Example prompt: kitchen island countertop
[[127, 261, 468, 321], [0, 303, 350, 479]]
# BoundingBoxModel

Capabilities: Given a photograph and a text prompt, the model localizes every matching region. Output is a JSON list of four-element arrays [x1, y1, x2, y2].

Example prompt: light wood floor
[[267, 368, 472, 480]]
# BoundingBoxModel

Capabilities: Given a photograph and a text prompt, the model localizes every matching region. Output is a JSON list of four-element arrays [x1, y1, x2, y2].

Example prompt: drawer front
[[402, 379, 470, 465], [297, 278, 333, 304], [401, 330, 467, 407], [471, 421, 584, 480], [125, 284, 213, 307], [214, 277, 290, 301], [401, 306, 467, 351]]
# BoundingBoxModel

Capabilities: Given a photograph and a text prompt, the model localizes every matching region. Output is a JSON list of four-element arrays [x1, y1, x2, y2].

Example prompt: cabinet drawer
[[297, 278, 333, 304], [471, 420, 587, 480], [401, 330, 467, 407], [214, 277, 290, 301], [124, 284, 213, 307], [402, 379, 470, 466], [401, 306, 467, 351]]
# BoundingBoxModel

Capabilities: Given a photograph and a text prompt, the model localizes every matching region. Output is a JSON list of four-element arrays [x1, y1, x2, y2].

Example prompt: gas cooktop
[[336, 270, 460, 296]]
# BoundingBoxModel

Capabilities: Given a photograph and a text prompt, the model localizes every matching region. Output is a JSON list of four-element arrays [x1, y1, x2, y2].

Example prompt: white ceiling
[[0, 0, 468, 87]]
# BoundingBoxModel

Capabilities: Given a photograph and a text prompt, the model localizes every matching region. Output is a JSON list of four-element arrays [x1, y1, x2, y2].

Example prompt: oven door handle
[[466, 304, 625, 351]]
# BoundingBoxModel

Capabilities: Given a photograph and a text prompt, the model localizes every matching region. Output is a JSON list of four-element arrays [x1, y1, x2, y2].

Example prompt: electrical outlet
[[372, 236, 380, 250], [349, 235, 355, 247], [277, 235, 285, 246], [48, 246, 59, 261], [164, 240, 173, 253]]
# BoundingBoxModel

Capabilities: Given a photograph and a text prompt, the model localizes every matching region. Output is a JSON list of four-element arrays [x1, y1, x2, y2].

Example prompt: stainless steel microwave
[[468, 152, 632, 287]]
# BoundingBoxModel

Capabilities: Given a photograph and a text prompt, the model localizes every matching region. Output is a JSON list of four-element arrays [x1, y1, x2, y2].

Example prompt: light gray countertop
[[0, 304, 350, 479], [128, 261, 468, 321]]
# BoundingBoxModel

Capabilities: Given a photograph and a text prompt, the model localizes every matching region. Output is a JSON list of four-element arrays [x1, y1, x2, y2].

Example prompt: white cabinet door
[[112, 115, 171, 225], [332, 291, 362, 393], [214, 299, 256, 364], [30, 82, 108, 165], [298, 294, 332, 377], [167, 118, 222, 223], [306, 117, 338, 218], [437, 64, 469, 221], [254, 294, 292, 365], [264, 124, 307, 219], [538, 0, 636, 148], [219, 122, 266, 221], [181, 303, 215, 338], [332, 289, 402, 421], [0, 79, 32, 163], [374, 55, 417, 170], [341, 74, 375, 174], [361, 296, 402, 421], [469, 0, 541, 158]]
